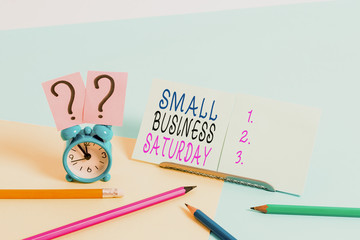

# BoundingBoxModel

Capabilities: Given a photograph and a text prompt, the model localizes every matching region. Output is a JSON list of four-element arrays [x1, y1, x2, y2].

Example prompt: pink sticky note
[[83, 71, 127, 126], [42, 73, 86, 130]]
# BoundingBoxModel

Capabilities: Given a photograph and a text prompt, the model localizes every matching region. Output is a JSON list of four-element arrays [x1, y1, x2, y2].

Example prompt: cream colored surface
[[0, 120, 223, 239]]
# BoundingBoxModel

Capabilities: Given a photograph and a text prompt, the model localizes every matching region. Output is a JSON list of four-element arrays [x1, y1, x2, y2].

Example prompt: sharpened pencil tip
[[250, 207, 255, 210], [185, 203, 197, 214], [185, 203, 188, 207], [184, 186, 197, 193]]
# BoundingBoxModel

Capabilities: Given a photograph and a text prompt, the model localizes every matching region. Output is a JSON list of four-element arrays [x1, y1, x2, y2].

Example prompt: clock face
[[66, 141, 109, 179]]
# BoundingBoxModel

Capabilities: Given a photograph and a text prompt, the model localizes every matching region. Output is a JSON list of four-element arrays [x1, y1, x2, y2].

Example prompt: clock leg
[[65, 174, 74, 182], [102, 174, 111, 182]]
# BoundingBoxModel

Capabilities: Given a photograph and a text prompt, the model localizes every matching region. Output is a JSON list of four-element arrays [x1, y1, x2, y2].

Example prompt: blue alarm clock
[[61, 125, 113, 183]]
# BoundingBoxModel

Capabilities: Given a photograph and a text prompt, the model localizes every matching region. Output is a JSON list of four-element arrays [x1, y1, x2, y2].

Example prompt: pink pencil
[[24, 186, 196, 240]]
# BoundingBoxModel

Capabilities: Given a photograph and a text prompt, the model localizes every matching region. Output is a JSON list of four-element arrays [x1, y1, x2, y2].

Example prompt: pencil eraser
[[102, 188, 124, 198]]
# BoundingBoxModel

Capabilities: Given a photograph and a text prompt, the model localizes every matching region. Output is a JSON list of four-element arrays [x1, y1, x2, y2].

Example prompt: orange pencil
[[0, 188, 123, 199]]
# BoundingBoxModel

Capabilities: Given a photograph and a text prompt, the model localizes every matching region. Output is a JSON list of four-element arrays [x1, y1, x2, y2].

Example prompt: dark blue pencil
[[185, 204, 237, 240]]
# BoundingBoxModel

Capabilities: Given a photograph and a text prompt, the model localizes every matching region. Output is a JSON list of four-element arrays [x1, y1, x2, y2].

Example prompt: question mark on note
[[94, 74, 115, 118], [51, 80, 76, 120]]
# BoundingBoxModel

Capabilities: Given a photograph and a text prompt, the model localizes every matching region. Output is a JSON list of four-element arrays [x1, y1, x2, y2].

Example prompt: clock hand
[[84, 143, 89, 154], [71, 158, 86, 162], [77, 144, 87, 156]]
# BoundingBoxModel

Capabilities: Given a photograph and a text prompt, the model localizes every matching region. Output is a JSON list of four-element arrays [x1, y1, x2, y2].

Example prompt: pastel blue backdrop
[[1, 0, 359, 239]]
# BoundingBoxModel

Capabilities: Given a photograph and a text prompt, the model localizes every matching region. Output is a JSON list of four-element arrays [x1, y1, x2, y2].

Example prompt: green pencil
[[251, 204, 360, 218]]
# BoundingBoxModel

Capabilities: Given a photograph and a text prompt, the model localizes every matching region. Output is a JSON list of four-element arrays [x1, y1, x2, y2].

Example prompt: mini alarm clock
[[60, 125, 113, 183]]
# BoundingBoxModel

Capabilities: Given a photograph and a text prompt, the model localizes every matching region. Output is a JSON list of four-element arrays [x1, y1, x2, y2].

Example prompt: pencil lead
[[185, 203, 189, 207], [250, 207, 255, 210], [184, 186, 197, 193]]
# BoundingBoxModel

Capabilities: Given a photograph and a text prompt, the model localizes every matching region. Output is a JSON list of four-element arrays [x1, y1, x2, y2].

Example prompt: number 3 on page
[[235, 150, 243, 164]]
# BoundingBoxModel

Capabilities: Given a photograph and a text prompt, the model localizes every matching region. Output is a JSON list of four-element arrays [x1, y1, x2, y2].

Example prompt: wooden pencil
[[24, 186, 196, 239], [186, 204, 237, 240], [251, 204, 360, 217], [0, 188, 123, 199]]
